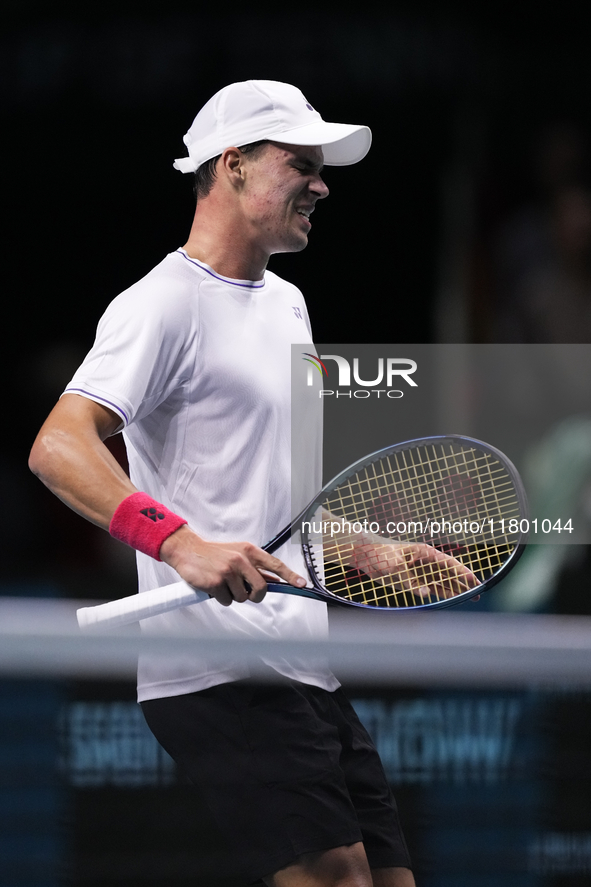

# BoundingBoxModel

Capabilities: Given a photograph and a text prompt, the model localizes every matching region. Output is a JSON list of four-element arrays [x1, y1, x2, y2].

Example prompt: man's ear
[[218, 147, 246, 189]]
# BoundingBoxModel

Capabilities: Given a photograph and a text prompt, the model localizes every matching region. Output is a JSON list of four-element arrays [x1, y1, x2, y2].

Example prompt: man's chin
[[273, 235, 309, 256]]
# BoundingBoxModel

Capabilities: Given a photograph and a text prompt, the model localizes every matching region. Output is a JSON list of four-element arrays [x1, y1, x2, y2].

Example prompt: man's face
[[240, 142, 329, 256]]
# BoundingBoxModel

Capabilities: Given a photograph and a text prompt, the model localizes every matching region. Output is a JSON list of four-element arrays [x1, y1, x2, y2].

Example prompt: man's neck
[[183, 206, 268, 281]]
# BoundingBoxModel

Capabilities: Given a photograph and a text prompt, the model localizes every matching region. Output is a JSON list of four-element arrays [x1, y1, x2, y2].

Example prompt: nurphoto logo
[[303, 353, 418, 398]]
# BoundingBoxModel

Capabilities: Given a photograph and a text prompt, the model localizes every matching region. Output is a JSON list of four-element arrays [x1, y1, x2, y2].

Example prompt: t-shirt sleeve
[[64, 273, 197, 428]]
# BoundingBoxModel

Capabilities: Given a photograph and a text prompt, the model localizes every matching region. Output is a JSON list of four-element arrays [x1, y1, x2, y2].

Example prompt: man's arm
[[29, 393, 306, 607], [29, 394, 135, 527]]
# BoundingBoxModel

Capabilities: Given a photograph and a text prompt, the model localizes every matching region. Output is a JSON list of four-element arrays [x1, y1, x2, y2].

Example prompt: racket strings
[[306, 442, 524, 608]]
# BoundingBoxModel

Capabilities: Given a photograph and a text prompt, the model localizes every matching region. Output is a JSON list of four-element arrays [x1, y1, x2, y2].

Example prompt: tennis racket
[[77, 435, 528, 628]]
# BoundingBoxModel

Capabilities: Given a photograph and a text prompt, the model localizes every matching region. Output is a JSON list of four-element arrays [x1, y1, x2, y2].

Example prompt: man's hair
[[193, 140, 269, 201]]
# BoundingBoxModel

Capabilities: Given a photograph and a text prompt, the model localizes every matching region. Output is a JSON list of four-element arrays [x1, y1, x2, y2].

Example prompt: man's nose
[[312, 174, 329, 200]]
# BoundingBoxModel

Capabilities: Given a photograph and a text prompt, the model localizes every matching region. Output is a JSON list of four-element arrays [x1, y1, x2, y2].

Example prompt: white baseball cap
[[173, 80, 372, 173]]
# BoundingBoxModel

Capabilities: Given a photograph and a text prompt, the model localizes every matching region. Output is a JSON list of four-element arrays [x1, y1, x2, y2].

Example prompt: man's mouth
[[296, 208, 313, 225]]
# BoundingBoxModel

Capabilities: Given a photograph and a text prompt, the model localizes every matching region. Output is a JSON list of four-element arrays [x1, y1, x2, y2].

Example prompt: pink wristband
[[109, 492, 188, 561]]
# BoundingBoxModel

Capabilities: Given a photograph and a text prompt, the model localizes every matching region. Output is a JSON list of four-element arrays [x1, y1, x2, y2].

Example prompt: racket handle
[[76, 582, 209, 629]]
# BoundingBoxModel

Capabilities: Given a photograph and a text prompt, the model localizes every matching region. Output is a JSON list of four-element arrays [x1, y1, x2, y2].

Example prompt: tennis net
[[2, 596, 591, 886]]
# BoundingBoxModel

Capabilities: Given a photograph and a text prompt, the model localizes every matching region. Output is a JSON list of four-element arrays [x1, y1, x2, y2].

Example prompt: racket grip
[[76, 581, 209, 629]]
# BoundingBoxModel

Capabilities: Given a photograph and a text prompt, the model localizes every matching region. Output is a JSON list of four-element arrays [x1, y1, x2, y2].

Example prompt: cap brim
[[265, 121, 372, 166]]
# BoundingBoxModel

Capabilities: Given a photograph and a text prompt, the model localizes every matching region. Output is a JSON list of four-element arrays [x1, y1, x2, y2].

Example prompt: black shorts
[[141, 674, 411, 883]]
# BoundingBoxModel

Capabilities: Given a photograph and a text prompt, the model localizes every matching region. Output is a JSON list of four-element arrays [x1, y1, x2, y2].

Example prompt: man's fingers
[[225, 555, 268, 603], [225, 574, 258, 604], [207, 584, 234, 607], [204, 545, 305, 606], [213, 543, 308, 596], [252, 551, 308, 590]]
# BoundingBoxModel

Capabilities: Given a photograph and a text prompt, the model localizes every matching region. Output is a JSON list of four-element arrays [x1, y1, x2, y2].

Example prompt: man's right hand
[[159, 525, 307, 607]]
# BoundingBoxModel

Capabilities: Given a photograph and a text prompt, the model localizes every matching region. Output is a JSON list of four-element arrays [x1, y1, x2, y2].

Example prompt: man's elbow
[[29, 432, 48, 481], [28, 428, 63, 487]]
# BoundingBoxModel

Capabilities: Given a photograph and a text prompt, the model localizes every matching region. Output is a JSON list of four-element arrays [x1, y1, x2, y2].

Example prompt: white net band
[[1, 597, 591, 686]]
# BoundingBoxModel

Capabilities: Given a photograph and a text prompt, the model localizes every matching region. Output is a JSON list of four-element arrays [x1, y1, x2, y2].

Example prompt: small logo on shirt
[[292, 306, 303, 320]]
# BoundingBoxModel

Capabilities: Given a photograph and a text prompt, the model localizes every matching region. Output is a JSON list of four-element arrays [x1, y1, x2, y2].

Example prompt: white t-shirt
[[65, 249, 339, 699]]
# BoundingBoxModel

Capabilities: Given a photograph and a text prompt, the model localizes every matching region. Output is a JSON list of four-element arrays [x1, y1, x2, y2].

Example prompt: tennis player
[[30, 80, 463, 886]]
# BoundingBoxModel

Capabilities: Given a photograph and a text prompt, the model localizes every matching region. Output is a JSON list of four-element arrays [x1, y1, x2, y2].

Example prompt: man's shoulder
[[264, 268, 305, 302], [130, 250, 199, 294], [107, 251, 199, 316]]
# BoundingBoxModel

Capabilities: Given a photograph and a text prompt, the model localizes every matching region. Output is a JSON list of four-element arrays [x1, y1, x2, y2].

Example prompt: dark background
[[4, 0, 591, 597], [3, 2, 591, 884], [5, 0, 591, 598]]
